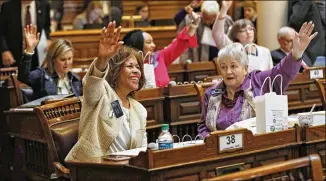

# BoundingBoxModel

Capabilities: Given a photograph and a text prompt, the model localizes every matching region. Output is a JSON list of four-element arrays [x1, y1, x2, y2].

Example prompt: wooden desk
[[302, 124, 326, 178], [66, 128, 302, 181], [51, 26, 177, 61], [167, 63, 186, 83], [286, 67, 326, 114], [163, 82, 214, 139], [185, 61, 218, 82], [136, 88, 165, 143]]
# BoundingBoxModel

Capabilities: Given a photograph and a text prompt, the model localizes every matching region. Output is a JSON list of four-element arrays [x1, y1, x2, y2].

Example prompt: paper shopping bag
[[143, 64, 156, 89], [254, 75, 288, 134]]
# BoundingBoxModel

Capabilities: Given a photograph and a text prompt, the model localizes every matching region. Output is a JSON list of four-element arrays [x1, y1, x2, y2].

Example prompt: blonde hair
[[41, 39, 73, 75]]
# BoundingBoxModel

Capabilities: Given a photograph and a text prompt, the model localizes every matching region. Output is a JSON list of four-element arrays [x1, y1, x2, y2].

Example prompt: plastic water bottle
[[158, 124, 173, 150]]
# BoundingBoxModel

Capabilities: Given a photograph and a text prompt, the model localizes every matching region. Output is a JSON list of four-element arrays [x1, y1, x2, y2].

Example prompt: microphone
[[169, 81, 177, 86], [147, 142, 158, 150]]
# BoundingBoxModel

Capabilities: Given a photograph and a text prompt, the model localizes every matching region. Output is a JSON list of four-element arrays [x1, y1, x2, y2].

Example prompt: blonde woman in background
[[18, 25, 82, 100]]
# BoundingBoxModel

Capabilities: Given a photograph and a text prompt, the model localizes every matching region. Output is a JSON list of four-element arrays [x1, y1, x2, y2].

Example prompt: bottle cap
[[161, 124, 169, 131]]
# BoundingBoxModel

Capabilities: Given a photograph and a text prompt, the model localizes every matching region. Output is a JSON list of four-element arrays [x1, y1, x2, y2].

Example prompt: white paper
[[109, 147, 147, 157], [201, 26, 217, 47], [143, 64, 156, 88], [219, 133, 243, 152], [37, 29, 47, 66]]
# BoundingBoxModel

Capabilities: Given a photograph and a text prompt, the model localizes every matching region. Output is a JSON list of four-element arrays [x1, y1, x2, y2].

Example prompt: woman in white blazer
[[66, 21, 148, 161]]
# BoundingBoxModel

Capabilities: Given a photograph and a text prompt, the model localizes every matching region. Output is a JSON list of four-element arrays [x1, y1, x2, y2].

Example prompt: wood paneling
[[51, 26, 176, 60]]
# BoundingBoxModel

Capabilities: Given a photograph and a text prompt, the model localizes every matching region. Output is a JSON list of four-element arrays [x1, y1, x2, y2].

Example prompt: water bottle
[[158, 124, 173, 150]]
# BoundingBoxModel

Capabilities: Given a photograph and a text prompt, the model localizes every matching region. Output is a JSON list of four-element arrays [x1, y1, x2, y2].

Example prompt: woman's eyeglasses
[[237, 26, 255, 33]]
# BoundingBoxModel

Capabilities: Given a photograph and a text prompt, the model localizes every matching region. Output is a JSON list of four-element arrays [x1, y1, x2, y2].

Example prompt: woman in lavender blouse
[[198, 22, 318, 137]]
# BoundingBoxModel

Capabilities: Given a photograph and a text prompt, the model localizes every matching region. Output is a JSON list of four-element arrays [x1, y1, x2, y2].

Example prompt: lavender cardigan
[[198, 53, 302, 137]]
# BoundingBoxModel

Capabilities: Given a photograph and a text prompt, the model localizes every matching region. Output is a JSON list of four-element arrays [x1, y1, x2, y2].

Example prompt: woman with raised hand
[[18, 25, 82, 101], [198, 22, 317, 137], [66, 21, 148, 160], [212, 0, 273, 72], [122, 10, 200, 87]]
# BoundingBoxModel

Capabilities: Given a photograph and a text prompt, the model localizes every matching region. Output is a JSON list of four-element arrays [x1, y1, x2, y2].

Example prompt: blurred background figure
[[243, 1, 257, 28], [271, 26, 311, 72], [73, 1, 103, 30], [83, 0, 123, 27], [288, 0, 325, 64], [134, 3, 150, 27]]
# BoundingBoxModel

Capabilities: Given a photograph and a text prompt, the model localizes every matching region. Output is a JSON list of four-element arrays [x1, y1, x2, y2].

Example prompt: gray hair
[[216, 43, 249, 67], [201, 1, 219, 16], [278, 26, 295, 38]]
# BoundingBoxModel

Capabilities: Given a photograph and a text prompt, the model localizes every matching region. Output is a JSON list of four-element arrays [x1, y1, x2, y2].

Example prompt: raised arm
[[18, 25, 40, 85], [212, 0, 233, 49], [256, 22, 318, 94], [159, 11, 200, 66], [83, 21, 123, 106]]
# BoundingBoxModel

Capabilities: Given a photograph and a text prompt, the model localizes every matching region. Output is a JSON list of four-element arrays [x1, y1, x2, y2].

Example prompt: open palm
[[292, 21, 318, 60], [24, 25, 40, 51], [98, 21, 123, 62]]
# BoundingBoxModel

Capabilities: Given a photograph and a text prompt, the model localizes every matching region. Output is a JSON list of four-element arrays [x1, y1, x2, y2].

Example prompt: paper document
[[37, 29, 47, 66], [201, 26, 217, 47], [109, 147, 147, 157]]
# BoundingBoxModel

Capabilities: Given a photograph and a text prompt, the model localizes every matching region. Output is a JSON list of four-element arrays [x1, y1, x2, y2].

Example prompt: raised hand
[[24, 24, 40, 53], [292, 21, 318, 60], [96, 21, 123, 70], [222, 0, 233, 11]]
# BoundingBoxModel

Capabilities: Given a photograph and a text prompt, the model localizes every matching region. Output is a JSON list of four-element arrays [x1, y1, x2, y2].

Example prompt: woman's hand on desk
[[24, 24, 40, 54], [96, 21, 124, 71], [292, 21, 318, 60]]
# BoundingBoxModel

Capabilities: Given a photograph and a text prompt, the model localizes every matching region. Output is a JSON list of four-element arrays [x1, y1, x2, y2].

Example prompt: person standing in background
[[0, 0, 51, 70], [288, 0, 326, 64]]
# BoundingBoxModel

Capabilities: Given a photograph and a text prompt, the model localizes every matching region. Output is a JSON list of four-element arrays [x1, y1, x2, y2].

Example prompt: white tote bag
[[142, 52, 156, 89], [244, 44, 261, 72], [254, 75, 288, 134]]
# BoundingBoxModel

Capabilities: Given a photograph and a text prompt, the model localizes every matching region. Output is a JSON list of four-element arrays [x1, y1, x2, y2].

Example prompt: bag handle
[[139, 51, 153, 64], [271, 74, 283, 95], [260, 76, 272, 96]]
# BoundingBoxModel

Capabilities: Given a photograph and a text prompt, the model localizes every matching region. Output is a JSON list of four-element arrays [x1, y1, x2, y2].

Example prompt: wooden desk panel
[[66, 128, 302, 181], [51, 26, 176, 61], [136, 88, 164, 127], [185, 61, 218, 82], [302, 125, 326, 178]]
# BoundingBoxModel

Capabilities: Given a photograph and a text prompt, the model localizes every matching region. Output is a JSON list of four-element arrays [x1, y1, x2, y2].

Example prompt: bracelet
[[218, 16, 226, 20], [24, 49, 35, 55]]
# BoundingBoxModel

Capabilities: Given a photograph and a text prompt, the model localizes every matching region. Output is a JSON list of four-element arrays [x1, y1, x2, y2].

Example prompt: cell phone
[[102, 155, 130, 161]]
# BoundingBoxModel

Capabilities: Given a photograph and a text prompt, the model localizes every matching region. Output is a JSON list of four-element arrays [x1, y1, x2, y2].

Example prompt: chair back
[[0, 67, 17, 81], [315, 79, 326, 109], [206, 154, 324, 181], [33, 97, 82, 178]]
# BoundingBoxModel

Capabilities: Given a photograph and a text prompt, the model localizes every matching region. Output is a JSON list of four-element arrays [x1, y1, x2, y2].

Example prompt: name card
[[219, 133, 243, 153], [310, 69, 324, 79]]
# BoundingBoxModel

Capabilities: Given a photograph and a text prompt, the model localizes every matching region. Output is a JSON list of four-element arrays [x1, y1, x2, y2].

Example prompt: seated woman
[[122, 11, 200, 87], [18, 25, 82, 101], [212, 1, 273, 72], [66, 21, 147, 160], [73, 1, 103, 30], [198, 21, 317, 137], [134, 3, 150, 27]]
